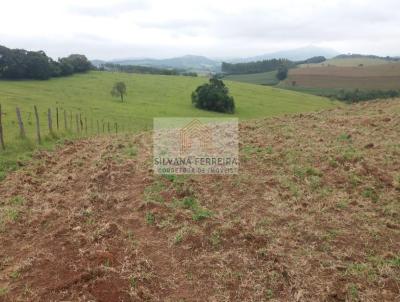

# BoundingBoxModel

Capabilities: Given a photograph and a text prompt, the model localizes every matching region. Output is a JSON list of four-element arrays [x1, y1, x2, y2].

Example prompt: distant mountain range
[[92, 55, 220, 72], [92, 46, 340, 72], [231, 46, 340, 63]]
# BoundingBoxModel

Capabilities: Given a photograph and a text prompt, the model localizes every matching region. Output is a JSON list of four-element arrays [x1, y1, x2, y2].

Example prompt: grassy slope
[[223, 71, 279, 85], [0, 71, 337, 136], [0, 71, 335, 128], [0, 71, 337, 177]]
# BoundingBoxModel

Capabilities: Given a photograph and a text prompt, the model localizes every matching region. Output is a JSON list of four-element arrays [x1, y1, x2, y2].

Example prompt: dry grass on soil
[[0, 100, 399, 302], [287, 63, 400, 89]]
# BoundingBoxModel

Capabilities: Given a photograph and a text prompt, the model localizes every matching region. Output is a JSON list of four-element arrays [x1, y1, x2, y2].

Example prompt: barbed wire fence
[[0, 104, 152, 150]]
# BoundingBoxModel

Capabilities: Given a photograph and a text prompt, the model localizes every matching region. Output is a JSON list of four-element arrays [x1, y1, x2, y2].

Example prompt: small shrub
[[265, 146, 273, 154], [394, 174, 400, 189], [0, 287, 8, 296], [209, 231, 221, 247], [144, 181, 165, 203], [336, 200, 349, 209], [348, 173, 362, 187], [265, 289, 274, 299], [9, 196, 24, 206], [293, 166, 321, 180], [173, 228, 188, 244], [329, 158, 339, 168], [5, 208, 20, 223], [124, 146, 137, 157], [341, 147, 363, 162], [9, 270, 20, 279], [389, 256, 400, 267], [129, 276, 136, 288], [173, 196, 212, 221], [162, 174, 176, 182], [347, 283, 359, 301], [309, 175, 322, 191], [181, 196, 197, 209], [338, 133, 352, 142], [362, 187, 379, 203], [192, 208, 212, 221], [145, 212, 155, 225]]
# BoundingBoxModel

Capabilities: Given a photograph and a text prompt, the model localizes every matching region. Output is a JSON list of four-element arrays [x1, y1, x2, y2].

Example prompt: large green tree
[[276, 66, 288, 81], [61, 54, 92, 73], [191, 77, 235, 113], [0, 45, 93, 80], [25, 51, 53, 80]]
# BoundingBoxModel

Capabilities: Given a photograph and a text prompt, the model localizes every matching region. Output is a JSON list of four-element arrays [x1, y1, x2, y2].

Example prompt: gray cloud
[[136, 19, 208, 30], [206, 3, 400, 42], [2, 0, 400, 59], [69, 0, 150, 17], [135, 19, 209, 37]]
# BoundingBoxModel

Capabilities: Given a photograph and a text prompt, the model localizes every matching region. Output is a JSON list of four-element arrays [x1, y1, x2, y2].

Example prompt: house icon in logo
[[180, 119, 213, 153]]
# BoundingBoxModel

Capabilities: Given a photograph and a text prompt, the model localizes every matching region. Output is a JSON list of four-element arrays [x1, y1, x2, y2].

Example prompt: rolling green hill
[[223, 71, 279, 85], [300, 57, 390, 67], [0, 71, 338, 177], [0, 71, 337, 129]]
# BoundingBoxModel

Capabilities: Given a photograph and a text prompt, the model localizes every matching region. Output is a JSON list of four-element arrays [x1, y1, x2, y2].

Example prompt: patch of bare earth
[[0, 100, 399, 301], [287, 63, 400, 89]]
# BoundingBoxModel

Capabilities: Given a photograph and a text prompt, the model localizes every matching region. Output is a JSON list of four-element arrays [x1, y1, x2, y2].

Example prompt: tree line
[[0, 45, 93, 80], [334, 54, 400, 62], [331, 89, 400, 102], [221, 59, 294, 74], [100, 63, 198, 77], [221, 56, 327, 75]]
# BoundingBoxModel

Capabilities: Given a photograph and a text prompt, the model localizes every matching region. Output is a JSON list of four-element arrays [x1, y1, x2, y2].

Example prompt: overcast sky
[[1, 0, 399, 60]]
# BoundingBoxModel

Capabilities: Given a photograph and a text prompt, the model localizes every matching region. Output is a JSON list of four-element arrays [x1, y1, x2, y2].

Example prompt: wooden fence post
[[16, 107, 26, 138], [34, 105, 41, 144], [56, 107, 59, 131], [64, 110, 67, 130], [75, 114, 80, 133], [79, 113, 83, 132], [0, 104, 5, 150], [47, 108, 53, 133]]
